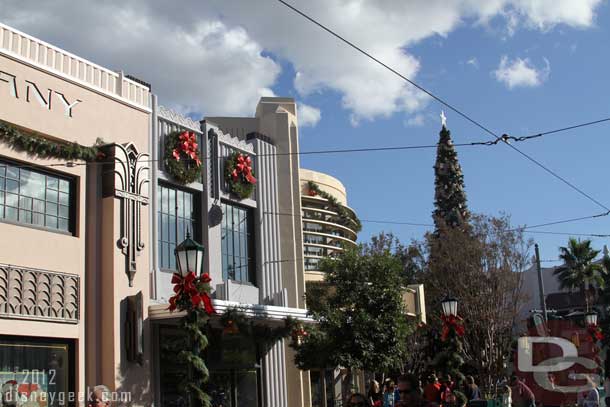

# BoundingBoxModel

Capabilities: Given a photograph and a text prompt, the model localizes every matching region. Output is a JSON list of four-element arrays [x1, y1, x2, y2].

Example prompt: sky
[[3, 0, 610, 263]]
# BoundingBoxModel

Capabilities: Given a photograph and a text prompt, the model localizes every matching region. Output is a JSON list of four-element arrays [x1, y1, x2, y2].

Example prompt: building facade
[[0, 24, 312, 407], [299, 169, 358, 282], [0, 22, 153, 405]]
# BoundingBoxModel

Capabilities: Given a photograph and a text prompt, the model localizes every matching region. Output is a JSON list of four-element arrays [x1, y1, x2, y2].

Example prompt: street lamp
[[585, 311, 598, 327], [441, 296, 458, 317], [174, 231, 205, 277]]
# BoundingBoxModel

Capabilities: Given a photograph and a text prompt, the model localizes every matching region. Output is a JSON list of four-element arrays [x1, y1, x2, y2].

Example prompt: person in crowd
[[440, 375, 455, 406], [499, 384, 512, 407], [423, 374, 442, 403], [348, 393, 372, 407], [368, 380, 383, 407], [89, 385, 112, 407], [510, 375, 535, 407], [578, 374, 600, 407], [395, 374, 426, 407], [383, 380, 396, 407], [604, 375, 610, 407], [463, 376, 481, 401]]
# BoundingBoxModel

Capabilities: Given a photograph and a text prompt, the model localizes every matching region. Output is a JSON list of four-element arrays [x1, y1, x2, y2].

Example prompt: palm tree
[[553, 238, 606, 310]]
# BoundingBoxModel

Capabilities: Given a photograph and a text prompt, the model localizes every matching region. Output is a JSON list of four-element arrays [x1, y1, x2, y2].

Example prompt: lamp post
[[441, 296, 458, 318], [585, 311, 598, 327], [175, 231, 205, 277], [170, 232, 214, 407]]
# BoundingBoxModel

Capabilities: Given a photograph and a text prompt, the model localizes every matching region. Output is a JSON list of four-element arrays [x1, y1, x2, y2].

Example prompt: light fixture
[[585, 311, 598, 327], [441, 296, 458, 317], [174, 231, 205, 277]]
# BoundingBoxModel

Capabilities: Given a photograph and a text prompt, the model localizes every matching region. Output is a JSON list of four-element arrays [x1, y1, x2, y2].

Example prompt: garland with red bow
[[584, 324, 604, 343], [225, 152, 257, 199], [168, 271, 215, 315], [441, 314, 465, 342], [164, 130, 203, 184], [168, 271, 215, 406]]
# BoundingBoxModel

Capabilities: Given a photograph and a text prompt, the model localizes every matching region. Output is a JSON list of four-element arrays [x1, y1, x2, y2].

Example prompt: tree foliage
[[433, 125, 470, 232], [554, 238, 606, 309], [414, 214, 531, 389], [294, 244, 415, 372]]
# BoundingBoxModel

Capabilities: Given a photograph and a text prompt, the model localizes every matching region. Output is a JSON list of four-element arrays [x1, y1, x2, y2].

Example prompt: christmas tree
[[432, 112, 470, 233]]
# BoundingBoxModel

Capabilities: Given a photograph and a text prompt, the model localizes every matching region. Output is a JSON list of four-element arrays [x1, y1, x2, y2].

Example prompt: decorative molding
[[0, 263, 79, 324], [213, 128, 255, 154], [0, 23, 150, 111], [102, 142, 150, 286], [158, 106, 201, 133]]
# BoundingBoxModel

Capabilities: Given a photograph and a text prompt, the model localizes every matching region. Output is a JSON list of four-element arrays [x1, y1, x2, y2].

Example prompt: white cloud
[[493, 56, 550, 89], [466, 58, 479, 69], [0, 0, 601, 121], [405, 114, 426, 127], [297, 103, 321, 127]]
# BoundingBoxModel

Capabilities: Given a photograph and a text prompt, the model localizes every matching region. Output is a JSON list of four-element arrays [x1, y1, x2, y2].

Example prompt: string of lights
[[276, 0, 610, 212]]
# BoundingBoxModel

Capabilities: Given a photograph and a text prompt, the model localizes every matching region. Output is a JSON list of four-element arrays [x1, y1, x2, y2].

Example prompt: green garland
[[224, 152, 256, 200], [164, 130, 203, 184], [179, 308, 212, 407], [306, 181, 362, 233], [0, 121, 104, 161], [220, 307, 298, 352]]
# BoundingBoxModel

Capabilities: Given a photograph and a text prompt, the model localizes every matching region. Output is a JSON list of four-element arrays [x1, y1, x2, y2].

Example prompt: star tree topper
[[440, 110, 447, 128]]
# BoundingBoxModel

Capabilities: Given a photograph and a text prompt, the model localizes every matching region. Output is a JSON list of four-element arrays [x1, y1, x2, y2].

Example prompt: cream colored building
[[0, 22, 153, 404], [299, 169, 358, 282]]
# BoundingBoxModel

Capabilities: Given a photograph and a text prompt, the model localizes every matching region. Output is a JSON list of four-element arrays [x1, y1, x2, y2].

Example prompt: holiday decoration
[[220, 307, 297, 352], [168, 270, 215, 407], [440, 314, 465, 342], [0, 121, 104, 162], [433, 312, 466, 384], [291, 324, 309, 346], [585, 324, 604, 343], [306, 181, 362, 233], [225, 152, 257, 199], [164, 130, 203, 184], [432, 119, 470, 232]]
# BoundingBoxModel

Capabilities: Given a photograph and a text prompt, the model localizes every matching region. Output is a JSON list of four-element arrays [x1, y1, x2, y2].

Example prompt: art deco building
[[299, 169, 358, 282]]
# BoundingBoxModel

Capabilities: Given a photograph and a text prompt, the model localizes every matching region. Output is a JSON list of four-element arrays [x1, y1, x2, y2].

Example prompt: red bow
[[233, 153, 257, 185], [172, 131, 202, 167], [584, 324, 603, 342], [168, 271, 215, 315], [441, 314, 465, 341]]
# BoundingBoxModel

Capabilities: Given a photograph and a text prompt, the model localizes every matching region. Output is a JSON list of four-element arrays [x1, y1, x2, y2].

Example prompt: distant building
[[299, 169, 358, 282]]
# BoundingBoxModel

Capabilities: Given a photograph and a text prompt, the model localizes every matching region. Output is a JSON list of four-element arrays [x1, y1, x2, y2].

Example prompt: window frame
[[157, 181, 201, 273], [0, 157, 76, 235], [220, 200, 256, 285]]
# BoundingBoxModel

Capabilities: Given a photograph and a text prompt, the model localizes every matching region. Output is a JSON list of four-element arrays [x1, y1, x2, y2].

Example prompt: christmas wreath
[[164, 130, 202, 184], [225, 152, 257, 199]]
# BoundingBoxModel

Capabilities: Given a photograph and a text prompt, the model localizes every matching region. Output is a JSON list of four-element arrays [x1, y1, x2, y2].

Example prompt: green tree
[[294, 244, 414, 372], [433, 123, 470, 232], [554, 238, 606, 310]]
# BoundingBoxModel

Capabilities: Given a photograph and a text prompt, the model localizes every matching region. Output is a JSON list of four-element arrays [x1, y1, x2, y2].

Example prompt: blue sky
[[279, 4, 610, 262], [4, 0, 610, 262]]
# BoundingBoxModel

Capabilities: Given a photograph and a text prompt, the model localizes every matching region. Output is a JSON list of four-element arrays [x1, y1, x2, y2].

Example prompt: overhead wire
[[275, 0, 610, 212]]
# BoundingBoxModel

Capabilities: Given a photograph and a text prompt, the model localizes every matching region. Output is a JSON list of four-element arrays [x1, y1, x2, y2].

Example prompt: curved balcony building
[[300, 169, 359, 281]]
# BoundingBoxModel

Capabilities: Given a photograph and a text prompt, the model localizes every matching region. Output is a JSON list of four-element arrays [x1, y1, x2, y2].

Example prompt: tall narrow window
[[0, 159, 74, 233], [157, 183, 199, 271], [221, 202, 254, 284]]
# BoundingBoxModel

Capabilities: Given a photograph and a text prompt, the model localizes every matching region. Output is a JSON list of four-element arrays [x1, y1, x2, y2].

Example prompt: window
[[158, 183, 199, 271], [0, 160, 74, 233], [0, 336, 74, 407], [221, 202, 254, 283]]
